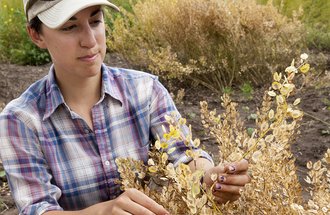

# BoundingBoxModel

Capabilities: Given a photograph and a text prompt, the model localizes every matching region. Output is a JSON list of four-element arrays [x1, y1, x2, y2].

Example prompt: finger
[[126, 188, 169, 215], [115, 193, 150, 215], [207, 164, 226, 176], [118, 210, 132, 215], [213, 183, 244, 195], [217, 173, 251, 186], [224, 159, 249, 174], [124, 200, 155, 215], [203, 165, 226, 187], [240, 170, 252, 182]]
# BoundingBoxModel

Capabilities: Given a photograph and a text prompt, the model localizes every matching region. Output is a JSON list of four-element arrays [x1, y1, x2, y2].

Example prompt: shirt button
[[104, 160, 110, 166], [84, 128, 90, 134]]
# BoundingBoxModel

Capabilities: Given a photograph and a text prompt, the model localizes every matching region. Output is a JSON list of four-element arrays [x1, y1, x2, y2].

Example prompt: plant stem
[[200, 182, 223, 214], [304, 111, 330, 127]]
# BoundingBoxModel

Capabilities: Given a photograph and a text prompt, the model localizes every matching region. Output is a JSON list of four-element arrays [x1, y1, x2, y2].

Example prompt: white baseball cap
[[24, 0, 120, 29]]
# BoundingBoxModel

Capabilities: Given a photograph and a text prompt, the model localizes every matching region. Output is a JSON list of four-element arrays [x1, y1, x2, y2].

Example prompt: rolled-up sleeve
[[0, 113, 62, 215], [149, 78, 214, 167]]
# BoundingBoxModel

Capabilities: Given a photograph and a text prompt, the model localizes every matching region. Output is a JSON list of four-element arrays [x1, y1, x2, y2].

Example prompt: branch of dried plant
[[115, 54, 329, 214]]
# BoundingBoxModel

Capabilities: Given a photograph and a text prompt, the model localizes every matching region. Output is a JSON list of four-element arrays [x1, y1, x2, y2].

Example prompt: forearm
[[43, 188, 170, 215], [43, 201, 109, 215], [43, 211, 80, 215]]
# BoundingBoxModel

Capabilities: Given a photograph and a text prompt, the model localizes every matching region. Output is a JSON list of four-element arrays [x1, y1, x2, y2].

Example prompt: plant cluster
[[116, 55, 329, 214], [291, 150, 330, 214], [116, 115, 215, 214], [108, 0, 305, 94], [0, 0, 50, 65], [257, 0, 330, 51]]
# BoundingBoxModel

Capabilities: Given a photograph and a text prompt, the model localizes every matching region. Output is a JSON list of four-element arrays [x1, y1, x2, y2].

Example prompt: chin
[[88, 65, 102, 76]]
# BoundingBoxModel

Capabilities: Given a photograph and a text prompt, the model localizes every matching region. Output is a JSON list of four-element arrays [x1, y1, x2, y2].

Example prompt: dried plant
[[170, 88, 185, 105], [116, 115, 217, 214], [108, 0, 305, 93], [291, 149, 330, 214], [116, 54, 329, 214], [0, 102, 4, 112]]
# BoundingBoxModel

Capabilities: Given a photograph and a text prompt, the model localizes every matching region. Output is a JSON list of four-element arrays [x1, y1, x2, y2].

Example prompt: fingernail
[[218, 175, 225, 183], [215, 183, 221, 190], [229, 165, 236, 172]]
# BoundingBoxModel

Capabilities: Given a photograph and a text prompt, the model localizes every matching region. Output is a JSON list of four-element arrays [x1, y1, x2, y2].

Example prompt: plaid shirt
[[0, 64, 212, 214]]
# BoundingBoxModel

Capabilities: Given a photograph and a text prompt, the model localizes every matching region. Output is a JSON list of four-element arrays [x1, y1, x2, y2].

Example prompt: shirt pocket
[[115, 141, 150, 163]]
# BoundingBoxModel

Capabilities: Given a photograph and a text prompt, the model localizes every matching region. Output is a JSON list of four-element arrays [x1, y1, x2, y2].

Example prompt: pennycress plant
[[291, 149, 330, 214], [116, 54, 330, 214], [116, 115, 217, 214]]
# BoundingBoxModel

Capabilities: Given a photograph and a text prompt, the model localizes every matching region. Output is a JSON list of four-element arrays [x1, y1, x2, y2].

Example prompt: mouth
[[78, 53, 99, 62]]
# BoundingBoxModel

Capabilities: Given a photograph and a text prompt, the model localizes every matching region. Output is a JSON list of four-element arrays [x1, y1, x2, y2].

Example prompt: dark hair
[[28, 7, 106, 34], [29, 16, 43, 34]]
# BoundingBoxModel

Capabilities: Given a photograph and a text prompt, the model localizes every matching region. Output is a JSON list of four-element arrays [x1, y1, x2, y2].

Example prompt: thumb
[[203, 164, 226, 186]]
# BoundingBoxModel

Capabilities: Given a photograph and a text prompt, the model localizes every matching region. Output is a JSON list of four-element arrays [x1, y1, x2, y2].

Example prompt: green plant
[[108, 0, 306, 94], [111, 0, 138, 12], [0, 162, 5, 178], [239, 82, 254, 100], [223, 87, 233, 95], [104, 0, 138, 29], [0, 0, 50, 65]]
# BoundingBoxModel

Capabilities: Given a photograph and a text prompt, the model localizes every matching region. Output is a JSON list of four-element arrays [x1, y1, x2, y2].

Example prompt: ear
[[26, 25, 47, 49]]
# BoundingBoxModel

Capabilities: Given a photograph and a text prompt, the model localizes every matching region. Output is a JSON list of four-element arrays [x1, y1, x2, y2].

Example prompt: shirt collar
[[43, 65, 65, 120], [43, 64, 123, 120], [101, 64, 123, 105]]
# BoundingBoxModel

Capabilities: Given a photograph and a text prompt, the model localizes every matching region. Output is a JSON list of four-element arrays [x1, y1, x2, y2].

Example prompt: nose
[[79, 24, 97, 48]]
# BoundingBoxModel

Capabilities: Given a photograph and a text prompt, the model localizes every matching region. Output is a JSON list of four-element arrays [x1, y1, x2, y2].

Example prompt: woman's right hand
[[43, 188, 169, 215], [89, 188, 170, 215]]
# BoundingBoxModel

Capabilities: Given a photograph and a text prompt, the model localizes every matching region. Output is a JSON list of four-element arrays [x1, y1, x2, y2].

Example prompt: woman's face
[[35, 6, 107, 83]]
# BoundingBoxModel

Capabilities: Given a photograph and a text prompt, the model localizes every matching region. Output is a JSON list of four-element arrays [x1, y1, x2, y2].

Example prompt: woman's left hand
[[203, 159, 251, 204]]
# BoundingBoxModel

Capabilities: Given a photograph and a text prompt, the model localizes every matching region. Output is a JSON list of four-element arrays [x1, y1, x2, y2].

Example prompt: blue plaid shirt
[[0, 64, 212, 214]]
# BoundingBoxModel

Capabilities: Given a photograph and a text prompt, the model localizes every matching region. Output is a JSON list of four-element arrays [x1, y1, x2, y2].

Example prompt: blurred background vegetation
[[107, 0, 328, 93], [257, 0, 330, 50], [0, 0, 50, 65], [0, 0, 329, 91]]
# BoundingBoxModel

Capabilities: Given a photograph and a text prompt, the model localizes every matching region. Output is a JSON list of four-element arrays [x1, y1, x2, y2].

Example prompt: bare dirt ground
[[0, 53, 329, 214]]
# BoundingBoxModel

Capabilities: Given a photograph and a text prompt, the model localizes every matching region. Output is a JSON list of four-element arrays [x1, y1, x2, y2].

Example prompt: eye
[[91, 20, 102, 26], [60, 25, 77, 31]]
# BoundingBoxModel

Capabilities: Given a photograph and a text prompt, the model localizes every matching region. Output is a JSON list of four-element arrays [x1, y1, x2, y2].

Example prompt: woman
[[0, 0, 250, 214]]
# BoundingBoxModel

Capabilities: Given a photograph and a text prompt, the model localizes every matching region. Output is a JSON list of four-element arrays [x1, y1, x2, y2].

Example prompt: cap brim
[[38, 0, 120, 29]]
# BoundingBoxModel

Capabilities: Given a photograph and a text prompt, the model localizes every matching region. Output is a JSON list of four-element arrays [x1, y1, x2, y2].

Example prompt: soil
[[0, 53, 329, 214]]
